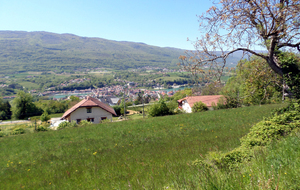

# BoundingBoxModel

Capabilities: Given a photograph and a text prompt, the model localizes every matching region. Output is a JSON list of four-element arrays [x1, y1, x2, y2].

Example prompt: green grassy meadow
[[0, 104, 284, 189]]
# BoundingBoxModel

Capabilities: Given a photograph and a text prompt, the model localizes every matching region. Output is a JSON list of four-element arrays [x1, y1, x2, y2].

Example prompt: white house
[[61, 96, 117, 124], [177, 95, 224, 113]]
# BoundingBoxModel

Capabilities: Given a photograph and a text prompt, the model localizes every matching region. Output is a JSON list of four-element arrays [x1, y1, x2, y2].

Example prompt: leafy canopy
[[180, 0, 300, 83]]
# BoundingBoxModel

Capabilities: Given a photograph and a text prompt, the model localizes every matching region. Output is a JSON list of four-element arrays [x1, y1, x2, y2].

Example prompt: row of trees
[[0, 91, 79, 120]]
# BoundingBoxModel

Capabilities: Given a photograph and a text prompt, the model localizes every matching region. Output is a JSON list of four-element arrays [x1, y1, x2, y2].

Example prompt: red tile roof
[[177, 95, 224, 108], [61, 96, 117, 119]]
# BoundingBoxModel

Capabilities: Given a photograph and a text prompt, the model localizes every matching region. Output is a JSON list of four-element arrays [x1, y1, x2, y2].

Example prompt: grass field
[[0, 104, 284, 189], [18, 81, 40, 89]]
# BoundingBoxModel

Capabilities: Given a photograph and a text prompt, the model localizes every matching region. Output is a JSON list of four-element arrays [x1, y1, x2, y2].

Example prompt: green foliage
[[34, 99, 69, 114], [69, 95, 80, 101], [198, 102, 300, 170], [148, 99, 172, 117], [79, 120, 93, 126], [101, 119, 111, 124], [171, 88, 192, 101], [11, 91, 43, 119], [201, 82, 223, 95], [0, 103, 283, 189], [0, 99, 11, 120], [36, 123, 49, 132], [279, 51, 300, 99], [57, 121, 78, 130], [112, 105, 121, 116], [192, 101, 209, 113], [11, 127, 25, 135], [0, 31, 186, 74], [223, 56, 282, 106], [212, 96, 239, 110], [40, 112, 50, 122], [166, 100, 178, 114]]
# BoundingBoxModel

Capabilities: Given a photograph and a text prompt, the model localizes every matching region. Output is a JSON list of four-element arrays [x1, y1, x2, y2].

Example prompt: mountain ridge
[[0, 31, 241, 74]]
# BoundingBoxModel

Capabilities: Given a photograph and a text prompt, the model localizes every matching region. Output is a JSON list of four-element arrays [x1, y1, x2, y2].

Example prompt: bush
[[40, 112, 50, 122], [0, 131, 4, 137], [36, 123, 49, 132], [11, 127, 25, 135], [101, 119, 111, 124], [112, 105, 121, 116], [148, 99, 172, 117], [192, 101, 208, 113], [197, 102, 300, 169], [57, 120, 78, 130], [79, 120, 92, 126]]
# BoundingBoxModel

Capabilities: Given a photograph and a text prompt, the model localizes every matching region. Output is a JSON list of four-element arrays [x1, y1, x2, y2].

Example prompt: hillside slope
[[0, 31, 243, 74], [0, 31, 185, 74], [0, 104, 283, 189]]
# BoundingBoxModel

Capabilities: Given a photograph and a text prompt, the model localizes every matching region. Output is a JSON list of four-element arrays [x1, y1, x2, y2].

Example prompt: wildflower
[[93, 152, 97, 155], [49, 183, 51, 185], [28, 169, 30, 171]]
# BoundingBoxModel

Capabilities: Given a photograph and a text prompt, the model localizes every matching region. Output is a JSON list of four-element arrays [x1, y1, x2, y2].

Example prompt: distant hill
[[0, 31, 243, 74]]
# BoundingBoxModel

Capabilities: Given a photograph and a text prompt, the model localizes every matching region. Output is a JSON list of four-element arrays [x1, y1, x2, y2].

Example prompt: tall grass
[[0, 104, 283, 189], [187, 131, 300, 190]]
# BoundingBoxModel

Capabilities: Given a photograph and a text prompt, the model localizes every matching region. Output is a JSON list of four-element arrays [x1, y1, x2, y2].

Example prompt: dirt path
[[127, 110, 140, 115], [0, 120, 31, 125]]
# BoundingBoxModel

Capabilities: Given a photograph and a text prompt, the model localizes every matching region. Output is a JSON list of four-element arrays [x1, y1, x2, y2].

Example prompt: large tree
[[11, 91, 42, 119], [0, 99, 11, 120], [180, 0, 300, 82]]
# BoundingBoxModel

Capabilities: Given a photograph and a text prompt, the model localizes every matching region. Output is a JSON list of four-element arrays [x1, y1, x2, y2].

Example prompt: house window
[[101, 117, 107, 120], [87, 108, 92, 113], [76, 119, 81, 124], [87, 118, 94, 122]]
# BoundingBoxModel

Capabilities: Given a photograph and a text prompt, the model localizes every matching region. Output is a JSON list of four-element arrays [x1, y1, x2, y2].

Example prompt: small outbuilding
[[177, 95, 224, 113], [61, 96, 117, 124]]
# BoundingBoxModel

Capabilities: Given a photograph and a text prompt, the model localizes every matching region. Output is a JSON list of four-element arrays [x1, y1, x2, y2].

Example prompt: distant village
[[0, 66, 188, 101]]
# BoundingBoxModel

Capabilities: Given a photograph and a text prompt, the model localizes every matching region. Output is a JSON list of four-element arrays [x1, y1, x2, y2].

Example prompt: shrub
[[36, 123, 49, 132], [69, 121, 77, 127], [173, 107, 185, 114], [197, 102, 300, 169], [101, 119, 111, 124], [40, 112, 51, 122], [112, 105, 121, 116], [0, 131, 4, 137], [192, 101, 208, 113], [79, 120, 92, 126], [11, 127, 25, 135], [57, 121, 70, 130], [57, 121, 78, 130], [148, 99, 172, 117]]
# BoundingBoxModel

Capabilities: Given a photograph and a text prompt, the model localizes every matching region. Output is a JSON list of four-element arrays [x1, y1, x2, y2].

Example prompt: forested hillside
[[0, 31, 242, 74]]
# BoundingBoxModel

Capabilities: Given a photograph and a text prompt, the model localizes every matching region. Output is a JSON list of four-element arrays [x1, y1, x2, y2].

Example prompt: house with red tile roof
[[61, 96, 117, 124], [177, 95, 224, 113]]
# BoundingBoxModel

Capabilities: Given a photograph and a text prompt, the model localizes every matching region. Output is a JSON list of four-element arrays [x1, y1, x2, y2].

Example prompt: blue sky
[[0, 0, 213, 50]]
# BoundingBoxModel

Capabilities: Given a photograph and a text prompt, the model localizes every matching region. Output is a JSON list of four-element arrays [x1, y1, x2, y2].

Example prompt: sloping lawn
[[0, 104, 284, 189]]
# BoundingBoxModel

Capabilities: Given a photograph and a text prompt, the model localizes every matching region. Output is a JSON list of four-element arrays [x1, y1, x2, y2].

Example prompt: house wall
[[182, 100, 192, 113], [70, 107, 112, 124]]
